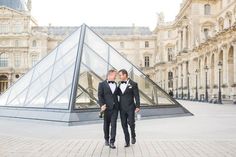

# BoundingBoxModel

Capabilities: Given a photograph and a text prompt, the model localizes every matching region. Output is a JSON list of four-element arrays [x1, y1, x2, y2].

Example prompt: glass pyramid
[[0, 24, 190, 123]]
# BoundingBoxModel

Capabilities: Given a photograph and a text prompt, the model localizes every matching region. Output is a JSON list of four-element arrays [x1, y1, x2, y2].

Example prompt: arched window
[[204, 4, 211, 15], [203, 28, 209, 40], [32, 40, 37, 47], [0, 53, 8, 67], [0, 75, 8, 94]]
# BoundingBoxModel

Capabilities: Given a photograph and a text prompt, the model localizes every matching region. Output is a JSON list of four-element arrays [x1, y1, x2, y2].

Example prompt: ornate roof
[[33, 26, 152, 36], [0, 0, 27, 11]]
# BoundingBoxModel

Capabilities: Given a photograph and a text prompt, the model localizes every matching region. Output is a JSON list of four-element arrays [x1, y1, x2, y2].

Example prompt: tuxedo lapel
[[104, 81, 112, 94], [123, 84, 129, 94]]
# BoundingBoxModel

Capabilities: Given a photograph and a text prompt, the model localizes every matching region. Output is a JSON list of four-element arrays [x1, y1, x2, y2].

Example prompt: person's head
[[118, 69, 128, 81], [107, 69, 117, 81]]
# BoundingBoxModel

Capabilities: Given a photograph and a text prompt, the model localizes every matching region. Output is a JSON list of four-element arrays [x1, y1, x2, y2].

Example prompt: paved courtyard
[[1, 100, 236, 157]]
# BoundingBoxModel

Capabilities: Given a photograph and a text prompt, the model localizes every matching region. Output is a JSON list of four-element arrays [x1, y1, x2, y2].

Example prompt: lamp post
[[195, 69, 199, 101], [181, 74, 183, 99], [187, 72, 190, 100], [204, 65, 209, 102], [218, 61, 222, 104]]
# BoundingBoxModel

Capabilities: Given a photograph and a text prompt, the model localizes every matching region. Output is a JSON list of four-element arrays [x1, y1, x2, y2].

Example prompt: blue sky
[[31, 0, 182, 30]]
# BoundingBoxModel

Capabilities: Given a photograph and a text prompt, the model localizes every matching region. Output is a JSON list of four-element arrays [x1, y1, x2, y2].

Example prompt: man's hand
[[101, 104, 107, 111], [135, 107, 140, 113]]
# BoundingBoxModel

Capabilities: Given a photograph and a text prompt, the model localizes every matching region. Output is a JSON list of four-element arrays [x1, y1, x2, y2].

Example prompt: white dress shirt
[[119, 79, 129, 94], [107, 81, 116, 94]]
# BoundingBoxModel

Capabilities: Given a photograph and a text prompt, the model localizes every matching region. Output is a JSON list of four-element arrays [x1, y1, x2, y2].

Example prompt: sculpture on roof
[[157, 12, 165, 25]]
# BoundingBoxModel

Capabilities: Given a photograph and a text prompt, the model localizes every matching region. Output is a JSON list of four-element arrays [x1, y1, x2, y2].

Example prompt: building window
[[145, 41, 149, 48], [14, 54, 21, 67], [168, 31, 172, 38], [204, 4, 211, 15], [0, 53, 8, 67], [31, 55, 38, 66], [120, 52, 127, 58], [13, 23, 23, 33], [15, 40, 19, 47], [0, 23, 9, 33], [145, 75, 150, 88], [120, 42, 124, 48], [32, 40, 37, 47], [168, 72, 173, 89], [168, 48, 173, 62], [144, 56, 150, 67], [0, 75, 8, 94], [203, 28, 209, 40]]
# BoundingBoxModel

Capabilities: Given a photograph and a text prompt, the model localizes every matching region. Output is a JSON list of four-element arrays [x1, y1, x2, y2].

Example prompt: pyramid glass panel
[[0, 27, 81, 109]]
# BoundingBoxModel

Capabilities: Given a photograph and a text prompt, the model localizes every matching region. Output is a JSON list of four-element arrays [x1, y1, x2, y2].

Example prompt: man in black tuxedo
[[98, 69, 119, 149], [118, 69, 140, 147]]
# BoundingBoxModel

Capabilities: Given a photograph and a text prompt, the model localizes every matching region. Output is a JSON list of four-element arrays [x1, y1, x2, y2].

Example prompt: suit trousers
[[103, 108, 118, 144], [120, 108, 136, 144]]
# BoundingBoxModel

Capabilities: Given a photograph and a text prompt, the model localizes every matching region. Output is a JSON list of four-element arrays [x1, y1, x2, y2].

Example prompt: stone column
[[222, 45, 228, 85], [178, 30, 181, 52], [178, 64, 182, 95], [183, 61, 187, 88], [183, 27, 187, 50], [232, 42, 236, 83], [214, 51, 219, 98]]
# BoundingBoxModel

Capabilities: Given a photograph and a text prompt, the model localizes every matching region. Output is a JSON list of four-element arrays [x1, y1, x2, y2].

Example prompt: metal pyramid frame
[[0, 24, 192, 125]]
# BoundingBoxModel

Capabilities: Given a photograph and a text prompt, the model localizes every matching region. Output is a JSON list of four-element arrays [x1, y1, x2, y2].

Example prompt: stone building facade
[[152, 0, 236, 103], [0, 0, 235, 103]]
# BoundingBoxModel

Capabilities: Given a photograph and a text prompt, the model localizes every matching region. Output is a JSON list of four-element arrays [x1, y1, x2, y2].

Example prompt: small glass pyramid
[[0, 24, 191, 123]]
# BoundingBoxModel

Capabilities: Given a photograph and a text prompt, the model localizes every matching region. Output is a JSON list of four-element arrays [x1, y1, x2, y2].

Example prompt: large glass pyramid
[[0, 24, 191, 124]]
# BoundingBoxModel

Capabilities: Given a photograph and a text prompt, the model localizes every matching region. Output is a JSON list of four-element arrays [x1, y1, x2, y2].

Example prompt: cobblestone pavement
[[0, 100, 236, 157]]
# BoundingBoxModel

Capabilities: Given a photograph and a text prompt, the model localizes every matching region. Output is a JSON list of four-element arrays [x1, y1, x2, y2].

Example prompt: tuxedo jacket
[[98, 80, 119, 110], [118, 79, 140, 112]]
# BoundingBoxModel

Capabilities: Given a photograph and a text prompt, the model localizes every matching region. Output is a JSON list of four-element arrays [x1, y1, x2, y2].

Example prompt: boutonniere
[[128, 83, 132, 88]]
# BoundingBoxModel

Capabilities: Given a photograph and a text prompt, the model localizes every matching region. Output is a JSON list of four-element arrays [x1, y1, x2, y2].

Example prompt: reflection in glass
[[0, 25, 178, 111]]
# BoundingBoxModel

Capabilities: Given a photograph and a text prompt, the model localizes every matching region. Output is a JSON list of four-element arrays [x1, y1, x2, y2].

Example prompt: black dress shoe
[[105, 140, 109, 146], [124, 143, 130, 147], [131, 138, 136, 144], [109, 143, 116, 149]]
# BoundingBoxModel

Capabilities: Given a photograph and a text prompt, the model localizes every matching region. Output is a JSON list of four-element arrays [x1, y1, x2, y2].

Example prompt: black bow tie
[[121, 81, 127, 84], [108, 81, 115, 84]]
